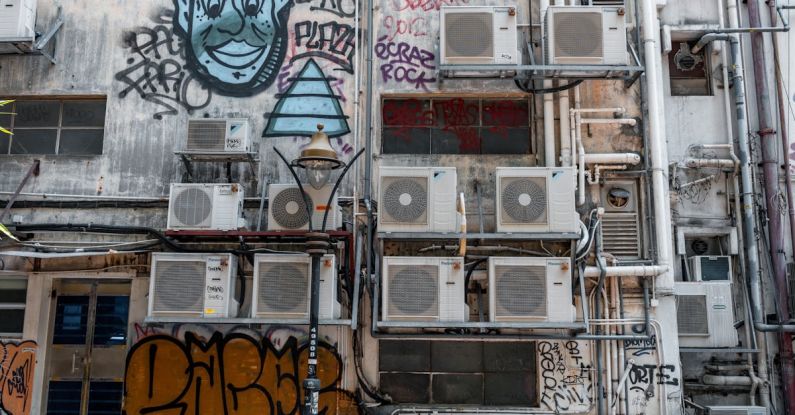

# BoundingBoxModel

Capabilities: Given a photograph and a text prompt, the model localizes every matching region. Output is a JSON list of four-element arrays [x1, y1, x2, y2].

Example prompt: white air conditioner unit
[[149, 253, 239, 318], [675, 282, 738, 348], [689, 255, 732, 282], [186, 119, 251, 153], [489, 257, 574, 322], [440, 6, 519, 66], [378, 167, 458, 233], [705, 406, 767, 415], [0, 0, 36, 40], [544, 6, 628, 65], [267, 184, 341, 231], [167, 183, 246, 231], [496, 167, 577, 233], [382, 256, 467, 322], [252, 254, 340, 320]]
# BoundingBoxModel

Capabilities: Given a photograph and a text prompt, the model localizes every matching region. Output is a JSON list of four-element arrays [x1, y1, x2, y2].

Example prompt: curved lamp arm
[[321, 148, 365, 232]]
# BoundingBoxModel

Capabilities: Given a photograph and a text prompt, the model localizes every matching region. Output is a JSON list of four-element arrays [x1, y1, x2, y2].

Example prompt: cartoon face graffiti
[[173, 0, 293, 96]]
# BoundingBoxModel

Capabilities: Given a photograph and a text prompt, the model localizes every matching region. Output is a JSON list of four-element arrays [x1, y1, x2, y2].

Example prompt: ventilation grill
[[187, 120, 226, 151], [500, 177, 548, 224], [444, 12, 494, 59], [691, 239, 709, 255], [271, 187, 312, 229], [590, 0, 624, 5], [699, 257, 731, 281], [172, 187, 213, 228], [553, 12, 603, 59], [602, 213, 641, 259], [495, 265, 547, 318], [257, 262, 308, 315], [677, 294, 709, 335], [381, 176, 429, 225], [388, 265, 438, 317], [153, 261, 205, 313]]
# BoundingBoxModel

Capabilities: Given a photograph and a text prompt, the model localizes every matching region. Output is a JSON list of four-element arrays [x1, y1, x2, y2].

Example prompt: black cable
[[464, 257, 488, 294], [514, 78, 584, 94]]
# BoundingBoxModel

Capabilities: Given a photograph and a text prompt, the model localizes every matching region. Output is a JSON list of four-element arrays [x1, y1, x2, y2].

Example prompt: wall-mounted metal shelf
[[175, 151, 259, 184], [377, 232, 581, 241], [144, 317, 353, 326], [440, 63, 645, 81], [0, 6, 64, 64], [377, 321, 587, 330]]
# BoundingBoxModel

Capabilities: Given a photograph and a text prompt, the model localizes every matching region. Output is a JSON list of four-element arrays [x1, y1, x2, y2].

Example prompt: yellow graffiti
[[124, 332, 345, 415]]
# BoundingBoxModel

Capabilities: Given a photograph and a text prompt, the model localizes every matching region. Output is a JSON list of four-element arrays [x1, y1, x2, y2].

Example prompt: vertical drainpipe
[[746, 1, 795, 412], [540, 0, 556, 167], [554, 0, 571, 167], [639, 0, 680, 413]]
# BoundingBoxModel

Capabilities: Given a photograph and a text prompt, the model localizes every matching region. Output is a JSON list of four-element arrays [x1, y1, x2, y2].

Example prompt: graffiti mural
[[375, 36, 436, 91], [0, 340, 37, 415], [124, 331, 347, 415], [537, 340, 592, 412], [264, 59, 350, 137]]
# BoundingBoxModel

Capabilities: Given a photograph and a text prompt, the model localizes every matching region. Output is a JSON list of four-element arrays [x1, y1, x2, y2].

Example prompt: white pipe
[[572, 107, 626, 114], [584, 153, 642, 165], [555, 0, 571, 167], [702, 375, 753, 386], [684, 158, 737, 169], [583, 265, 668, 277], [591, 165, 628, 185], [580, 118, 637, 126], [540, 0, 555, 167], [578, 127, 586, 205]]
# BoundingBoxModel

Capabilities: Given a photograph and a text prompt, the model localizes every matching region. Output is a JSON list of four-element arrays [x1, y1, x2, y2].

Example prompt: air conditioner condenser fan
[[271, 187, 312, 229], [383, 178, 428, 223], [173, 188, 213, 226], [259, 263, 307, 312], [389, 267, 436, 315], [502, 178, 547, 223]]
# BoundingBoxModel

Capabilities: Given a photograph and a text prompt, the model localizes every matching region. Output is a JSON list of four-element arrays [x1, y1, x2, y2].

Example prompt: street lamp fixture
[[272, 125, 364, 415]]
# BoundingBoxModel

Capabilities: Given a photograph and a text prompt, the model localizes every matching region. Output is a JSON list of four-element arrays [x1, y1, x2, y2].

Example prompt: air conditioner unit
[[496, 167, 577, 233], [167, 183, 246, 231], [705, 406, 767, 415], [149, 253, 239, 318], [267, 184, 341, 231], [186, 119, 251, 153], [601, 181, 642, 259], [544, 6, 628, 65], [0, 0, 36, 39], [489, 257, 574, 322], [252, 254, 340, 320], [382, 256, 467, 322], [689, 255, 732, 282], [440, 6, 519, 65], [378, 167, 458, 233], [675, 282, 738, 348]]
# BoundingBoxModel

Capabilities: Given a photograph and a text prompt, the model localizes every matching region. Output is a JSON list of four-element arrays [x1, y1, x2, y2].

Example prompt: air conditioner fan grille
[[444, 12, 494, 59], [495, 265, 547, 317], [173, 187, 213, 227], [382, 177, 428, 224], [271, 187, 312, 229], [553, 12, 603, 59], [153, 261, 205, 313], [187, 120, 227, 151], [258, 262, 308, 314], [677, 294, 709, 335], [500, 177, 548, 224], [388, 265, 438, 317]]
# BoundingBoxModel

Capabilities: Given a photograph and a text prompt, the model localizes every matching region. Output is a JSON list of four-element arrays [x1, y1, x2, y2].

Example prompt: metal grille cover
[[271, 187, 312, 229], [187, 120, 226, 151], [382, 176, 428, 224], [500, 177, 548, 224], [153, 261, 205, 313], [172, 187, 213, 227], [677, 294, 709, 335], [602, 213, 641, 259], [388, 265, 438, 317], [257, 262, 308, 314], [553, 12, 603, 58], [700, 257, 731, 281], [495, 265, 547, 317], [444, 12, 494, 59]]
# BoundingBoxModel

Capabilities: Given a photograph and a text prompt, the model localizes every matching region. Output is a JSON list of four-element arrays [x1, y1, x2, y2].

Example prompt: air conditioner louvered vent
[[444, 12, 494, 59], [553, 12, 603, 59], [257, 262, 308, 315], [187, 120, 227, 151], [172, 187, 213, 228], [271, 187, 312, 229], [388, 265, 438, 318], [494, 266, 547, 318], [152, 261, 205, 314], [699, 257, 731, 281], [677, 294, 709, 335], [382, 177, 429, 225], [500, 177, 548, 224], [602, 213, 641, 259]]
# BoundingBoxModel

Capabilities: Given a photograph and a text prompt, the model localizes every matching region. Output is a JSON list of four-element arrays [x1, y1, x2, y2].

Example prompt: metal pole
[[0, 159, 40, 223], [746, 1, 795, 411]]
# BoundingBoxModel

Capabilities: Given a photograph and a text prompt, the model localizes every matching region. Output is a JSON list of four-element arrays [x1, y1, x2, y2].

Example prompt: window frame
[[0, 276, 28, 339], [1, 97, 107, 156], [380, 95, 534, 155]]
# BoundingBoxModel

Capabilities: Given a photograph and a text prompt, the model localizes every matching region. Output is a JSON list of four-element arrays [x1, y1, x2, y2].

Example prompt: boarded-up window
[[2, 98, 106, 155], [382, 98, 531, 155]]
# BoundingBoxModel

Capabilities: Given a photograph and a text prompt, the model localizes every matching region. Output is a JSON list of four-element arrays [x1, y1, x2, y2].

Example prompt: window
[[0, 278, 27, 337], [382, 98, 532, 155], [0, 98, 106, 155], [668, 41, 712, 96]]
